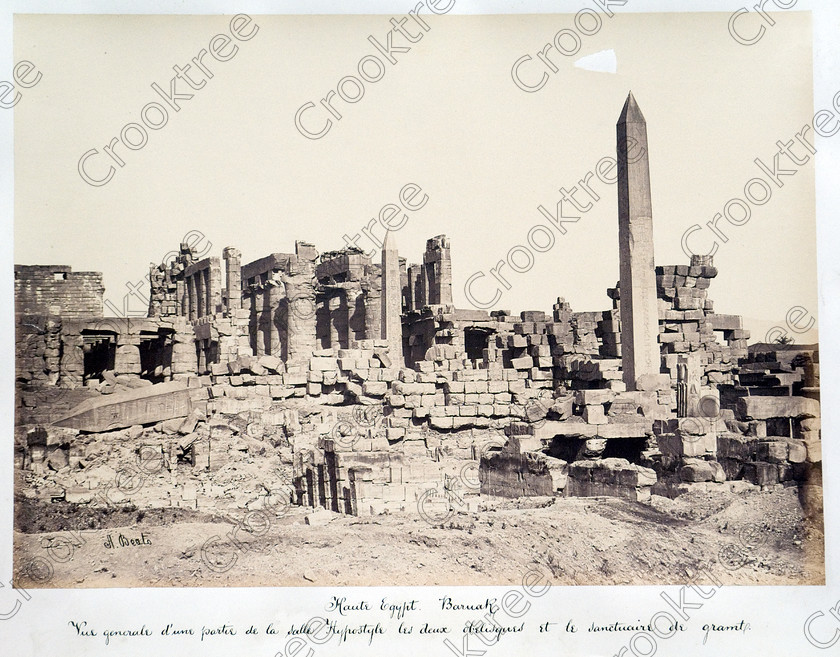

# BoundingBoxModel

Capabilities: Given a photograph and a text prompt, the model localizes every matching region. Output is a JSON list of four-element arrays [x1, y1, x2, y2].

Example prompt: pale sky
[[14, 11, 818, 342]]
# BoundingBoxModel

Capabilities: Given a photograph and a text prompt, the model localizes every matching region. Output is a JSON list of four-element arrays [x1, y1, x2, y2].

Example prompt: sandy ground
[[13, 483, 823, 588]]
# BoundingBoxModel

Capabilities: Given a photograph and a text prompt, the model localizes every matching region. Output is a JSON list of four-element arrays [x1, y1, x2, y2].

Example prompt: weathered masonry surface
[[15, 265, 104, 318], [15, 94, 821, 517]]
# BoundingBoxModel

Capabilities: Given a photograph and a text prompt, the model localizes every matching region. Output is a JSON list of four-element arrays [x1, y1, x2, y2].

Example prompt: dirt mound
[[15, 496, 225, 534]]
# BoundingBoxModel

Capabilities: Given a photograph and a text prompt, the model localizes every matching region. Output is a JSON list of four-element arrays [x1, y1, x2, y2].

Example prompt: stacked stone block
[[294, 430, 481, 516], [565, 458, 657, 502], [480, 437, 567, 498], [726, 395, 820, 487], [15, 315, 62, 387]]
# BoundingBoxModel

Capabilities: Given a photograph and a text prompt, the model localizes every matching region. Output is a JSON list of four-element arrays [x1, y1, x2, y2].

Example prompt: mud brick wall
[[15, 265, 104, 318]]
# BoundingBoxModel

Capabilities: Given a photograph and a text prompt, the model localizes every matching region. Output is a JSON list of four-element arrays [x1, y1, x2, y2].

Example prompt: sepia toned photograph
[[11, 8, 824, 596]]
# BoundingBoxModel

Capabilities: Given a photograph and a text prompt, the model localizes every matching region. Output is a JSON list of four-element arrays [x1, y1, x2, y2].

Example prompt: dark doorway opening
[[601, 437, 647, 463], [464, 327, 493, 363], [81, 332, 116, 383], [139, 331, 173, 383]]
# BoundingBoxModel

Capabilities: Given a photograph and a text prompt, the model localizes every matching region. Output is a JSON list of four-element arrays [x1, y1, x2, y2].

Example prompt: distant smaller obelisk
[[381, 230, 403, 364], [617, 92, 660, 389]]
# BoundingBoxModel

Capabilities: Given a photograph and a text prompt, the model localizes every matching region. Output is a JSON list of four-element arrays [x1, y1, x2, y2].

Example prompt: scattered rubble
[[13, 93, 822, 586]]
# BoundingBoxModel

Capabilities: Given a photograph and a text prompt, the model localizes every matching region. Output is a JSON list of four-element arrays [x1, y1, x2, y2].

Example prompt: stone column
[[381, 230, 403, 363], [203, 268, 212, 317], [285, 255, 318, 361], [187, 275, 197, 321], [247, 285, 259, 356], [328, 291, 347, 349], [362, 269, 382, 341], [195, 271, 205, 318], [255, 278, 268, 357], [114, 334, 141, 378], [423, 235, 452, 306], [676, 359, 688, 417], [684, 352, 703, 416], [617, 92, 660, 389], [407, 264, 425, 311], [267, 276, 285, 357], [346, 285, 365, 343], [222, 247, 242, 314], [176, 279, 187, 317], [208, 257, 223, 316]]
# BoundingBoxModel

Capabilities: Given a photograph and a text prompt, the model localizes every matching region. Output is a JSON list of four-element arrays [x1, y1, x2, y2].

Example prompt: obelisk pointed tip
[[383, 229, 397, 251], [618, 91, 646, 124]]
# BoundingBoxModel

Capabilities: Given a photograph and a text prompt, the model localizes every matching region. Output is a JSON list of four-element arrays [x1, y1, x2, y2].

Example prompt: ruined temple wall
[[601, 255, 746, 412], [315, 284, 367, 351], [15, 315, 62, 387], [15, 266, 104, 319], [15, 312, 201, 422], [422, 235, 452, 306], [294, 442, 481, 517], [196, 340, 397, 415]]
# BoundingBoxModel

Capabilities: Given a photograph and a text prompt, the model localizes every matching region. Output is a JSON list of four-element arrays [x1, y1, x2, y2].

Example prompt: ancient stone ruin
[[15, 94, 821, 520]]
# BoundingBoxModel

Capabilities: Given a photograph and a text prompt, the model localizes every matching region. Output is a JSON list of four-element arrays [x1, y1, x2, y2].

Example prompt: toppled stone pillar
[[381, 231, 403, 363], [423, 235, 452, 306], [617, 92, 661, 390], [223, 247, 242, 313]]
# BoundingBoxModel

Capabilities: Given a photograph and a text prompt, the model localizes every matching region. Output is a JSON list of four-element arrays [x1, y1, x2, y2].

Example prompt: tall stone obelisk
[[617, 92, 660, 389], [381, 230, 403, 365]]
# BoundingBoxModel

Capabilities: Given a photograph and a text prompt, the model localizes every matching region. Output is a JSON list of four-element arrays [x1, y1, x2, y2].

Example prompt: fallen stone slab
[[679, 458, 726, 483], [596, 421, 651, 439], [565, 458, 656, 502], [305, 508, 339, 526], [64, 487, 93, 504], [744, 461, 781, 486], [52, 381, 193, 432], [530, 419, 599, 440], [480, 437, 565, 498], [635, 373, 671, 391], [737, 396, 820, 421]]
